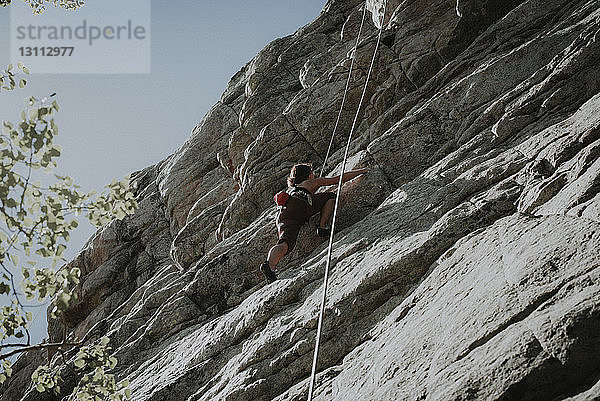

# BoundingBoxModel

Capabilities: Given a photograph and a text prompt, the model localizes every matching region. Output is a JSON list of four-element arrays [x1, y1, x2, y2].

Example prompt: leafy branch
[[31, 337, 130, 401], [0, 0, 84, 14], [0, 340, 83, 361], [0, 63, 136, 399]]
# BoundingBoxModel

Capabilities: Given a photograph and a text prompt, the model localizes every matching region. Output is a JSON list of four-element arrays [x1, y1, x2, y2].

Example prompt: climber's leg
[[267, 241, 288, 270], [260, 222, 297, 283], [310, 193, 336, 237], [319, 198, 335, 228]]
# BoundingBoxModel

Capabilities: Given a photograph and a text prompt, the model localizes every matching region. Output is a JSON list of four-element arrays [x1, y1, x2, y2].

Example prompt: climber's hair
[[287, 163, 313, 187]]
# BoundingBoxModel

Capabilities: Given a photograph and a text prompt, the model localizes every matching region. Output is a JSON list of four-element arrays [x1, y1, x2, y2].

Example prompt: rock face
[[3, 0, 600, 400]]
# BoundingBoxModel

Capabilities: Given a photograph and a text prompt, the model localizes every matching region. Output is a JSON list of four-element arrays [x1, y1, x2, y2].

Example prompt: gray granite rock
[[3, 0, 600, 400]]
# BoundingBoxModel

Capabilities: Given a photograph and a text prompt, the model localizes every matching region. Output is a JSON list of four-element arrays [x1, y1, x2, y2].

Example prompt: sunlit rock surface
[[3, 0, 600, 400]]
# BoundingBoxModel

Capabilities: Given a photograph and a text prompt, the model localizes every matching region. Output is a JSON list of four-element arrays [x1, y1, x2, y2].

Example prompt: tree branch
[[0, 259, 24, 308], [17, 142, 34, 213], [0, 340, 82, 360]]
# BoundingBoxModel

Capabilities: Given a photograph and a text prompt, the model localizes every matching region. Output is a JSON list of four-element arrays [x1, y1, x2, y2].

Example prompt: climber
[[260, 163, 369, 283]]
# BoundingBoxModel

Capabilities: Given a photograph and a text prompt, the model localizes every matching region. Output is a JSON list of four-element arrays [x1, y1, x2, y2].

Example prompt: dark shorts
[[276, 192, 336, 253]]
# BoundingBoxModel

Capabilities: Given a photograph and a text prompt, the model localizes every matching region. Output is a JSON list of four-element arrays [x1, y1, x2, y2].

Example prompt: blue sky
[[1, 0, 326, 342]]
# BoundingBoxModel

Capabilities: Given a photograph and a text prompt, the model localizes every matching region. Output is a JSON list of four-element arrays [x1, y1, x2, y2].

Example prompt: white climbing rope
[[307, 1, 387, 400], [319, 5, 368, 177]]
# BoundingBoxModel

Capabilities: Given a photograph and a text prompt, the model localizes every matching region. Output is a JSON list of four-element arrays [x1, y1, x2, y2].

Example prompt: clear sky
[[0, 0, 326, 343]]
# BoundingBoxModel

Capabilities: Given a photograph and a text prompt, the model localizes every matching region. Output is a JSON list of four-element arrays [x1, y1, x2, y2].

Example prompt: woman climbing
[[260, 163, 369, 283]]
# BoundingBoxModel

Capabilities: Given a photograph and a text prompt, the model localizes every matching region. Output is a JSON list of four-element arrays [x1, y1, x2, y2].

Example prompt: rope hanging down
[[319, 5, 368, 177], [307, 1, 387, 400]]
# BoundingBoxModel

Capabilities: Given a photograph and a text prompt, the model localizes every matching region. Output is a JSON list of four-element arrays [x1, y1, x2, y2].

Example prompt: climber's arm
[[311, 168, 370, 190]]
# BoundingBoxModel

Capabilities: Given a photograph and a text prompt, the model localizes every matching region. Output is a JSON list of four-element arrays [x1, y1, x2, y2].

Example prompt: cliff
[[3, 0, 600, 400]]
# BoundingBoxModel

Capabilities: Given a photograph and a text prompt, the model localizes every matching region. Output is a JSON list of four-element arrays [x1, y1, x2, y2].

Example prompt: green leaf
[[19, 79, 26, 88], [23, 66, 30, 75], [0, 283, 10, 294], [56, 292, 70, 309], [93, 367, 103, 381], [74, 358, 85, 369], [56, 244, 66, 257]]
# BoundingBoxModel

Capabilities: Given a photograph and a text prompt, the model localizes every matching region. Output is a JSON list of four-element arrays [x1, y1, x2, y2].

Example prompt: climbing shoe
[[260, 261, 277, 283], [316, 225, 332, 238]]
